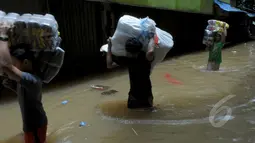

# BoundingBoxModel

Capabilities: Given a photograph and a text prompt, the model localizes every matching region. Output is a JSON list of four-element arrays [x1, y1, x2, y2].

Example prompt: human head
[[9, 44, 36, 72]]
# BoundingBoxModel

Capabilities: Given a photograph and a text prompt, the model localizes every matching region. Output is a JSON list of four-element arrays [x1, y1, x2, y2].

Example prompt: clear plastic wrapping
[[37, 47, 65, 83], [0, 11, 62, 50], [203, 20, 229, 46], [111, 15, 156, 57], [0, 10, 63, 83]]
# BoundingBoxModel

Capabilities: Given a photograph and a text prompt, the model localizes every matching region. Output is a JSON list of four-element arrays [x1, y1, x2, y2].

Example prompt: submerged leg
[[111, 54, 153, 109], [127, 52, 153, 109], [207, 61, 220, 71]]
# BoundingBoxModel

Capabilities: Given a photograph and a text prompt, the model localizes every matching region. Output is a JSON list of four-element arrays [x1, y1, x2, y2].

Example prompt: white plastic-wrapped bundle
[[100, 27, 174, 71], [202, 20, 229, 46], [0, 10, 6, 17], [208, 20, 229, 29], [111, 15, 156, 57], [2, 13, 19, 26], [150, 27, 174, 70], [37, 47, 65, 83], [202, 29, 215, 46], [7, 12, 61, 50]]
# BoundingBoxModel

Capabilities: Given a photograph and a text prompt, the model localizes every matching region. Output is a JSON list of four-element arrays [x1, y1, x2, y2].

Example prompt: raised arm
[[221, 29, 227, 43], [0, 40, 22, 82], [2, 65, 22, 82], [146, 38, 156, 61], [106, 37, 113, 69]]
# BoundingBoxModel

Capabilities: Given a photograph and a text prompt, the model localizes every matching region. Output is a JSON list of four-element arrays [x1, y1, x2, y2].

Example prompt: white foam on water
[[192, 64, 240, 73], [100, 114, 210, 125], [96, 109, 210, 125]]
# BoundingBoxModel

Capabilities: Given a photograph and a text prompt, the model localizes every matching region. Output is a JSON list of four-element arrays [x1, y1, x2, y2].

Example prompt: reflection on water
[[1, 42, 255, 143]]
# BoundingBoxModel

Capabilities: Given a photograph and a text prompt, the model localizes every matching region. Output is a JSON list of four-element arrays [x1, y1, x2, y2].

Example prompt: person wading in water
[[106, 36, 156, 109]]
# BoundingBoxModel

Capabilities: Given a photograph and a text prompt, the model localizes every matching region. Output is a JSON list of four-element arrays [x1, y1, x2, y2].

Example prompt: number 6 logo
[[209, 94, 236, 128]]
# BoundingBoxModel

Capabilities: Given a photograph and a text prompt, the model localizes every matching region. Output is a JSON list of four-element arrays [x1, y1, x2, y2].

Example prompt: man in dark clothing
[[2, 44, 48, 143], [107, 37, 155, 109]]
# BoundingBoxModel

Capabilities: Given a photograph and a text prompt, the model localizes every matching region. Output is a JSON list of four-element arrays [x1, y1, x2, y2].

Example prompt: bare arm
[[221, 34, 226, 43], [2, 65, 22, 82], [146, 38, 155, 61], [0, 41, 12, 66], [106, 37, 113, 69], [221, 29, 227, 43]]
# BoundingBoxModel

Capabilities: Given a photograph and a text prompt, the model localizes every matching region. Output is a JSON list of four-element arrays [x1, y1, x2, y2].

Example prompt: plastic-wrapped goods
[[37, 47, 65, 83], [44, 13, 58, 30], [111, 15, 156, 57], [208, 20, 229, 29], [2, 14, 18, 26], [100, 27, 174, 71], [203, 20, 229, 46], [0, 10, 6, 17], [6, 12, 61, 51], [203, 29, 215, 46], [21, 13, 32, 17], [150, 27, 174, 70], [206, 25, 226, 34]]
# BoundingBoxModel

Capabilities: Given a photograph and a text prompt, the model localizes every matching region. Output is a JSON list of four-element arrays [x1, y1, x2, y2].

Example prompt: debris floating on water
[[132, 128, 138, 136], [232, 138, 242, 142], [249, 98, 255, 103], [232, 51, 237, 54], [61, 100, 68, 105], [79, 121, 87, 127], [164, 73, 183, 85], [90, 85, 109, 91]]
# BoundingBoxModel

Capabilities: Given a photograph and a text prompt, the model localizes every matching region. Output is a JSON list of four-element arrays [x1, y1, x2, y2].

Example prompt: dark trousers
[[112, 52, 153, 108]]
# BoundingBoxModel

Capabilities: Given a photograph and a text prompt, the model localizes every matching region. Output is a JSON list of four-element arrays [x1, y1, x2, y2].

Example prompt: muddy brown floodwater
[[2, 42, 255, 143]]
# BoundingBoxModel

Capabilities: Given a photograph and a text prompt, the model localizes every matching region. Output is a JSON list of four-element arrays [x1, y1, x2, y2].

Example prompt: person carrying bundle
[[107, 36, 155, 109], [0, 11, 64, 143], [101, 15, 174, 109], [203, 20, 229, 71]]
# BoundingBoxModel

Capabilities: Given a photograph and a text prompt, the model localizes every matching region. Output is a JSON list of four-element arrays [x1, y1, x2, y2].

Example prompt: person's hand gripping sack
[[106, 37, 113, 69], [147, 37, 157, 62]]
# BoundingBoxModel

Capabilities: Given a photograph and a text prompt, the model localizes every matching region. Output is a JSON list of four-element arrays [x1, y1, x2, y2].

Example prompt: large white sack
[[111, 15, 156, 57], [100, 27, 174, 71], [150, 27, 174, 70]]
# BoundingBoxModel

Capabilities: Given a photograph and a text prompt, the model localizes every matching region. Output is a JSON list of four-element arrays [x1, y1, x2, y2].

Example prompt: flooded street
[[2, 42, 255, 143]]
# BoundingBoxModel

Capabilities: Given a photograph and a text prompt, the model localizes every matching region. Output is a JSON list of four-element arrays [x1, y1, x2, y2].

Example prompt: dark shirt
[[17, 72, 48, 132]]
